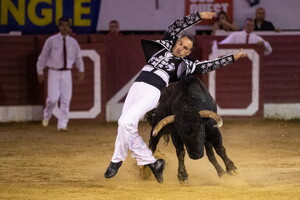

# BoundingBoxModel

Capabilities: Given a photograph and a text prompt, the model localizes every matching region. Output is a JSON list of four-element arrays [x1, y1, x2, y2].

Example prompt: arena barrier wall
[[199, 41, 265, 119], [0, 34, 299, 122]]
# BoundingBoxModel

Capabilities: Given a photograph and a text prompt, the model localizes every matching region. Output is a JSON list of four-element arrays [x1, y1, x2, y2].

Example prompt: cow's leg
[[205, 120, 238, 176], [149, 129, 161, 153], [149, 125, 173, 152], [172, 134, 189, 183], [204, 141, 226, 177]]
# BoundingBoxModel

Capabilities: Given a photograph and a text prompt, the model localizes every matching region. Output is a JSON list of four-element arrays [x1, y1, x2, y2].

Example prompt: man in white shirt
[[219, 18, 272, 55], [36, 17, 84, 131]]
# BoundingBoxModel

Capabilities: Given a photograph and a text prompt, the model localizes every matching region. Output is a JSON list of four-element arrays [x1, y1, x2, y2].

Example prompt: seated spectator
[[211, 11, 237, 35], [219, 18, 272, 55], [107, 20, 122, 36], [254, 7, 276, 31]]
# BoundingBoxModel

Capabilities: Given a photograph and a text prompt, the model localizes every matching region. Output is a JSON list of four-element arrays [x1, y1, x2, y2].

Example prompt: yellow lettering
[[74, 0, 91, 26], [55, 0, 63, 25], [28, 0, 52, 26], [1, 0, 25, 25]]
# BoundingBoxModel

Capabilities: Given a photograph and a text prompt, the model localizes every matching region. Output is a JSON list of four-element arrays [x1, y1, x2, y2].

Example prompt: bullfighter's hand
[[199, 12, 216, 20], [78, 72, 85, 81], [233, 48, 248, 61], [37, 74, 44, 83]]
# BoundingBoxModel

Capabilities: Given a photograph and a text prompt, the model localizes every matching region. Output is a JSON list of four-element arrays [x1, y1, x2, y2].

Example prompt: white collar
[[58, 33, 69, 40], [243, 30, 252, 35]]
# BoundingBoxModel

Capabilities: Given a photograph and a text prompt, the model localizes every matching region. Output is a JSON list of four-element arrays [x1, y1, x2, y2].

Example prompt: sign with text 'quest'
[[185, 0, 233, 25], [0, 0, 101, 34]]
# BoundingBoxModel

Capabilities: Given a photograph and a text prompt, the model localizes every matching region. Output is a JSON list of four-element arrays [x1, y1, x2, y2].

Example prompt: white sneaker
[[42, 119, 49, 127], [58, 127, 68, 132]]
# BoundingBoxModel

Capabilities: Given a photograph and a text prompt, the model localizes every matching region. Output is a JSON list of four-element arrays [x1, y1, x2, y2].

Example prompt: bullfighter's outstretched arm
[[163, 12, 215, 40], [190, 49, 248, 74]]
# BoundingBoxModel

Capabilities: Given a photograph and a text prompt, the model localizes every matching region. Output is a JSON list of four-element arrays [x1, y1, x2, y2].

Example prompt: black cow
[[145, 75, 237, 183]]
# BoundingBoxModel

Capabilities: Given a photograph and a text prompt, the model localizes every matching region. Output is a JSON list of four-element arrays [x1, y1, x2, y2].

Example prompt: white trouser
[[111, 82, 161, 165], [43, 69, 72, 129]]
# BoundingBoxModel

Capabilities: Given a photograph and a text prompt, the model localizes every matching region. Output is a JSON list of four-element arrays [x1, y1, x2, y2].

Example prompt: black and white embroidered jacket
[[135, 12, 235, 90]]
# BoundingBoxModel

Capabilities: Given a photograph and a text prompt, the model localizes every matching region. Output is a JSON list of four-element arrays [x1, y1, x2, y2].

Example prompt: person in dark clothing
[[104, 11, 247, 183], [107, 20, 122, 36], [254, 7, 275, 31]]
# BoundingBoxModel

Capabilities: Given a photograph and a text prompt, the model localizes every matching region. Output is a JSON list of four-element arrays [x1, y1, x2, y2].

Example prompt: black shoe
[[104, 161, 122, 178], [146, 159, 165, 183]]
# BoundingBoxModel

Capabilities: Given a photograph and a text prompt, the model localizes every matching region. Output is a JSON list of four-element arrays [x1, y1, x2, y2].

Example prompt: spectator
[[211, 11, 237, 35], [36, 17, 85, 131], [219, 18, 272, 55], [107, 20, 122, 36], [254, 7, 276, 31]]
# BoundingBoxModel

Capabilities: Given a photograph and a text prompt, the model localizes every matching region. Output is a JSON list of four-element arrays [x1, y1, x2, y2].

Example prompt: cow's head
[[152, 110, 223, 159], [152, 110, 222, 136]]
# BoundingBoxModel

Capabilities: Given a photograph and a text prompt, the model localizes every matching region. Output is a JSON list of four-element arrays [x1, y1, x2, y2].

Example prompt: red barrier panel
[[199, 37, 265, 118], [0, 35, 38, 105], [263, 35, 300, 103], [1, 34, 300, 121]]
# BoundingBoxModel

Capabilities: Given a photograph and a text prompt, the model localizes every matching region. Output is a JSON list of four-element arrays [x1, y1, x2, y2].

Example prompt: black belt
[[135, 71, 166, 90], [49, 67, 70, 71], [58, 68, 70, 71]]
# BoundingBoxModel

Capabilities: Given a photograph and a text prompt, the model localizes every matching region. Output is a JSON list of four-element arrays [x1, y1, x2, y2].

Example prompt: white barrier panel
[[264, 103, 300, 120], [105, 74, 139, 122], [0, 105, 43, 122]]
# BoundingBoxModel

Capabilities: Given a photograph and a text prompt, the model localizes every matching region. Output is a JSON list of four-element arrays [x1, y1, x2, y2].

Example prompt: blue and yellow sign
[[0, 0, 101, 34]]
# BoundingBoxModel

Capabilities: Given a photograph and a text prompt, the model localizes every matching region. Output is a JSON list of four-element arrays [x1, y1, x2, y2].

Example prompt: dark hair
[[59, 17, 71, 26], [256, 7, 266, 12], [181, 34, 196, 50], [109, 20, 119, 25], [216, 11, 230, 22], [245, 18, 254, 22]]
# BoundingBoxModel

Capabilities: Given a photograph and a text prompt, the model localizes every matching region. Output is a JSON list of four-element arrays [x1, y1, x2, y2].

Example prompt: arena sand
[[0, 120, 299, 200]]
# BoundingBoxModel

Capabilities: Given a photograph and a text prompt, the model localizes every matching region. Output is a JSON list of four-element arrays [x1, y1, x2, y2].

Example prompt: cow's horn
[[199, 110, 223, 127], [152, 110, 222, 137], [152, 115, 175, 137]]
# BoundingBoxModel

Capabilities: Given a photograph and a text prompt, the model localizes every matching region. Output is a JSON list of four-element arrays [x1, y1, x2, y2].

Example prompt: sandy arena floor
[[0, 119, 299, 200]]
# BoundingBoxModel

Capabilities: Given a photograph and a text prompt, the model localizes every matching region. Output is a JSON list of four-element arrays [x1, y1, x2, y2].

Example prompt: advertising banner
[[185, 0, 233, 25], [0, 0, 101, 34]]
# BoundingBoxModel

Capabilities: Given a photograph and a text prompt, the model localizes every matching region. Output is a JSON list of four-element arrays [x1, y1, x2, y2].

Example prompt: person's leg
[[105, 82, 165, 181], [58, 71, 72, 130], [112, 82, 160, 165], [43, 70, 60, 123]]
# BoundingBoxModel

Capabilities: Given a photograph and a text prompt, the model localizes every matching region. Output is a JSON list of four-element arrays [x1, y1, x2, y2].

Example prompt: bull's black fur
[[145, 75, 237, 183]]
